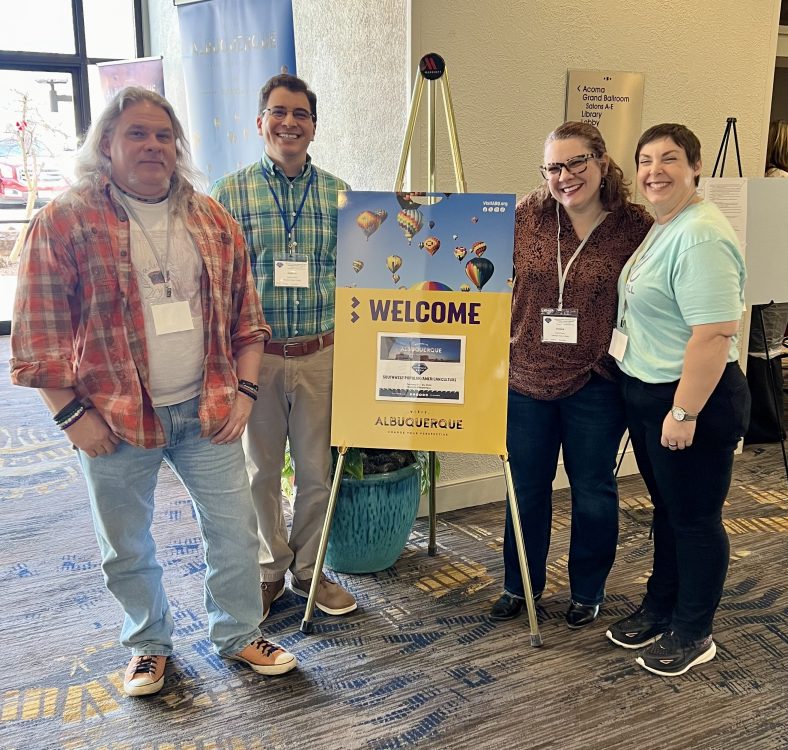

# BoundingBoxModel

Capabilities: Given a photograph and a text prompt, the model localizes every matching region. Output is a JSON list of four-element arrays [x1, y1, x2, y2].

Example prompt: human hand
[[211, 393, 254, 444], [66, 410, 121, 457], [660, 412, 696, 451]]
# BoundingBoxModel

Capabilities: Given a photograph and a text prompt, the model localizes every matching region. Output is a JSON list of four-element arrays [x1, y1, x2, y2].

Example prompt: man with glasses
[[211, 74, 357, 623]]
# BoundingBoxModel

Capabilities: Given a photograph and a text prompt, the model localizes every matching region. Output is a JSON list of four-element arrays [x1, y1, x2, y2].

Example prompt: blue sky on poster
[[337, 191, 515, 294]]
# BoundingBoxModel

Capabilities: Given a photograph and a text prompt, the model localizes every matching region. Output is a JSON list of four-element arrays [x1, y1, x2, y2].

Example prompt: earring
[[600, 177, 607, 190]]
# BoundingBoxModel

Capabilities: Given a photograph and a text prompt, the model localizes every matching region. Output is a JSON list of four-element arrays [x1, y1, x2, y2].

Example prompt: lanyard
[[118, 193, 173, 297], [556, 204, 608, 310], [262, 163, 315, 253]]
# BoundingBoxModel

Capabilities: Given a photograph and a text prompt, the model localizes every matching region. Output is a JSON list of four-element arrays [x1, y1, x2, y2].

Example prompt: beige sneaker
[[228, 637, 297, 676], [123, 654, 167, 696], [261, 577, 286, 622], [290, 572, 358, 616]]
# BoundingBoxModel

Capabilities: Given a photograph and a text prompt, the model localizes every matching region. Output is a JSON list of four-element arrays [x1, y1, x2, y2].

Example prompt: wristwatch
[[671, 406, 698, 422]]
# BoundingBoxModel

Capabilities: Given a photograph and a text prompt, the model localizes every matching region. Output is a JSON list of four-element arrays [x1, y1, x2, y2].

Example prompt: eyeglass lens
[[267, 107, 313, 121]]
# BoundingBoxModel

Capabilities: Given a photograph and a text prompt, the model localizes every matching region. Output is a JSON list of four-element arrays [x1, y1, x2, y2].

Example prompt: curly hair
[[533, 121, 631, 215], [766, 119, 788, 174], [71, 86, 203, 215]]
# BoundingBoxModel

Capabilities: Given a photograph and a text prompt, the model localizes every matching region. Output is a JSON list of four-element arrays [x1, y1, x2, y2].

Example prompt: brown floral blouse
[[509, 194, 653, 400]]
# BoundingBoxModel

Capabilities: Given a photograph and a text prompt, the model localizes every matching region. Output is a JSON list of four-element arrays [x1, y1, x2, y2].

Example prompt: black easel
[[714, 117, 787, 480]]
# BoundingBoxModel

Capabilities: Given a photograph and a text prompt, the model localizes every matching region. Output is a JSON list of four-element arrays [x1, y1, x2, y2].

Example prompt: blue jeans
[[622, 363, 750, 639], [503, 375, 625, 605], [77, 397, 264, 657]]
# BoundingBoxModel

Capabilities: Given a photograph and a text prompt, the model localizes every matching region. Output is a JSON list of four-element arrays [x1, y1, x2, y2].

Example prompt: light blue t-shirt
[[616, 200, 745, 383]]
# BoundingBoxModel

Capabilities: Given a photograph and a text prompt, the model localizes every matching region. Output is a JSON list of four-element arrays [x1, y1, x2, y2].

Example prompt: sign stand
[[301, 54, 542, 647]]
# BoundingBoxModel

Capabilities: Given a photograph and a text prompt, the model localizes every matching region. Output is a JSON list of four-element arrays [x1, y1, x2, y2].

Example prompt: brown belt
[[265, 331, 334, 357]]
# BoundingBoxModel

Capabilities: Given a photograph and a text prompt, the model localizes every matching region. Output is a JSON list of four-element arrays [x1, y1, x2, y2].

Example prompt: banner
[[565, 70, 644, 185], [96, 57, 165, 102], [332, 192, 515, 455], [176, 0, 296, 182]]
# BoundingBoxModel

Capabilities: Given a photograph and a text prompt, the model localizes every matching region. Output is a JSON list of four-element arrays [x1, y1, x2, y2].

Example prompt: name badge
[[152, 300, 194, 336], [541, 308, 578, 344], [608, 328, 628, 361], [274, 254, 309, 287]]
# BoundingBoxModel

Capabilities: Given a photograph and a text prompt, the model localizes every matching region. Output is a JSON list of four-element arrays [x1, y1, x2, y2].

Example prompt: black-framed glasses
[[262, 106, 316, 123], [539, 153, 597, 179]]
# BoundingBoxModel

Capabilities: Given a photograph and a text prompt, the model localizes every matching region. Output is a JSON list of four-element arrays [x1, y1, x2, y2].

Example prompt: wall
[[147, 0, 782, 511]]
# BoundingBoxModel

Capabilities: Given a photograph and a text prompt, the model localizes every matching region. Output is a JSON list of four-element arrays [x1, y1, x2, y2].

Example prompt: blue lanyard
[[262, 163, 315, 253]]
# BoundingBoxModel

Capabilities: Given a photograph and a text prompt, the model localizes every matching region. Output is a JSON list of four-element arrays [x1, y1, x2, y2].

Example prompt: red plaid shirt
[[10, 179, 270, 448]]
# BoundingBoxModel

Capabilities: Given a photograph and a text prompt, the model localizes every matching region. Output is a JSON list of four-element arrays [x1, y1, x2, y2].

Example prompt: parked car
[[0, 138, 71, 206]]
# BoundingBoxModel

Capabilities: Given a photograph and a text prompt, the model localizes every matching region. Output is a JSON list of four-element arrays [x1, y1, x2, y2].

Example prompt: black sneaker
[[636, 631, 716, 676], [606, 605, 670, 649]]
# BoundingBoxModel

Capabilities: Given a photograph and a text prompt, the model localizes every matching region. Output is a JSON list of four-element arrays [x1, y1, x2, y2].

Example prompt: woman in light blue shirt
[[605, 124, 750, 677]]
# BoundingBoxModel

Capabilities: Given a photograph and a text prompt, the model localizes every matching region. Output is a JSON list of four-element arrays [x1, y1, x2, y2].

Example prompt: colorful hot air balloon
[[419, 236, 441, 256], [454, 246, 468, 261], [471, 240, 487, 257], [392, 273, 401, 284], [410, 280, 453, 292], [397, 208, 424, 244], [356, 210, 381, 240], [386, 255, 403, 274], [352, 259, 364, 273], [460, 284, 471, 292], [465, 257, 494, 290], [374, 209, 388, 224]]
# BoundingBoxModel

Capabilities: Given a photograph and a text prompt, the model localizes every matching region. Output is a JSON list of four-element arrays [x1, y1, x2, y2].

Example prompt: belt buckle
[[283, 341, 299, 357]]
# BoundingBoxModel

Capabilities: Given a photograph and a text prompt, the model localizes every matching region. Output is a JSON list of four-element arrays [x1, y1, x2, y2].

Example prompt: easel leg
[[501, 456, 543, 647], [428, 451, 437, 556], [757, 305, 788, 480], [300, 449, 346, 634]]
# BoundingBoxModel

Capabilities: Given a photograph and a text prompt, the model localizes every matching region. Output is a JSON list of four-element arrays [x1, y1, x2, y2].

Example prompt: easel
[[714, 117, 788, 480], [301, 53, 542, 647]]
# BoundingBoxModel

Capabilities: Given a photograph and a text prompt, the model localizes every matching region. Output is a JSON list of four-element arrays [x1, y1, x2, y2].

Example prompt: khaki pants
[[243, 344, 334, 582]]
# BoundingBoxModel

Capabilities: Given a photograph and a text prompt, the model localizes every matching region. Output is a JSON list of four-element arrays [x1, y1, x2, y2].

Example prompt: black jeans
[[621, 363, 750, 639]]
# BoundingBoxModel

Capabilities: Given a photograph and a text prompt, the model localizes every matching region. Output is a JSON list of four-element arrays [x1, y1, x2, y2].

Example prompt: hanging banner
[[176, 0, 296, 182], [565, 70, 644, 184], [96, 57, 165, 102], [332, 191, 515, 455]]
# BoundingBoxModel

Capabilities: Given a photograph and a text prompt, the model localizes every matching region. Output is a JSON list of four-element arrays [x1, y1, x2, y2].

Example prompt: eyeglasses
[[539, 153, 597, 179], [262, 107, 316, 123]]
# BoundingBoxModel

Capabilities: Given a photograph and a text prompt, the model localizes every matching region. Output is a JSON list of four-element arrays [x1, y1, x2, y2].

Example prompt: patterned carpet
[[1, 335, 786, 750]]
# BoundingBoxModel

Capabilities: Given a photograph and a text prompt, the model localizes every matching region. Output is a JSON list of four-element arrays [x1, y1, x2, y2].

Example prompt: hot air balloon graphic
[[352, 259, 364, 273], [465, 257, 494, 290], [471, 240, 487, 257], [386, 255, 403, 275], [397, 208, 424, 244], [471, 216, 479, 224], [454, 246, 468, 261], [452, 234, 459, 240], [428, 220, 435, 229], [507, 277, 514, 288], [410, 280, 452, 292], [392, 273, 401, 284], [419, 236, 441, 256], [460, 284, 471, 292], [374, 209, 388, 224], [356, 210, 381, 240]]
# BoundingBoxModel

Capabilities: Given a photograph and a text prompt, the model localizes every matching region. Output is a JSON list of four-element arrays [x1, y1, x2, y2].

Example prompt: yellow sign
[[332, 192, 514, 455]]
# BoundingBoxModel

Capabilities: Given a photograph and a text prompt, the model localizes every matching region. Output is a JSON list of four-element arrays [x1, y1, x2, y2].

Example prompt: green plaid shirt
[[211, 154, 349, 339]]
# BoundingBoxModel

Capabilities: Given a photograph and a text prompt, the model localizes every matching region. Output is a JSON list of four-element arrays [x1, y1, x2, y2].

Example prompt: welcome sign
[[332, 191, 515, 454]]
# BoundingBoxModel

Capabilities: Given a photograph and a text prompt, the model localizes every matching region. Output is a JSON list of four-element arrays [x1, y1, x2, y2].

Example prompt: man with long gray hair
[[10, 87, 297, 696]]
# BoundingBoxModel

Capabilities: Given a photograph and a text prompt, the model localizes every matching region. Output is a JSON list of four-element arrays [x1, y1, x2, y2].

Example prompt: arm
[[661, 320, 739, 450], [39, 387, 120, 457], [210, 342, 263, 444]]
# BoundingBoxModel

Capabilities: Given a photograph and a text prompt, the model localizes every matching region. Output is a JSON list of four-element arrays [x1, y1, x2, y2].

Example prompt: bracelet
[[238, 385, 258, 401], [238, 379, 259, 392], [59, 405, 87, 430], [53, 398, 83, 425]]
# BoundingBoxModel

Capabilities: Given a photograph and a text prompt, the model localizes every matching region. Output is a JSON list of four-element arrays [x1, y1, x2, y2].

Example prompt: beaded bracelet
[[238, 385, 258, 401], [238, 379, 259, 392], [58, 405, 87, 430], [53, 398, 83, 425]]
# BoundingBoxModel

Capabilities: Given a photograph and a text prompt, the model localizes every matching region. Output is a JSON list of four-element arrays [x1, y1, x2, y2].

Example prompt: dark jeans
[[503, 375, 626, 605], [621, 363, 750, 640]]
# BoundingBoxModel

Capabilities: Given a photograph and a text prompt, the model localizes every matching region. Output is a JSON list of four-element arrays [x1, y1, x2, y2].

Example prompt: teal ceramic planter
[[325, 462, 421, 574]]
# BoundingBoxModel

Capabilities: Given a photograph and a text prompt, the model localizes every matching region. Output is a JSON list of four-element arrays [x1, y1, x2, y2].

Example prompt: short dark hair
[[258, 73, 317, 121], [636, 123, 702, 186]]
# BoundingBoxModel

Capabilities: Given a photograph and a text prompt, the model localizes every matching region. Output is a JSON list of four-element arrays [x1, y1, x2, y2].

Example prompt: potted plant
[[282, 446, 438, 574]]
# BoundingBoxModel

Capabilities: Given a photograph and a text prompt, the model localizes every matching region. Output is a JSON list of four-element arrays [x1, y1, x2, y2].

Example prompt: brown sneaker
[[261, 577, 286, 622], [123, 654, 167, 696], [228, 637, 297, 676], [290, 572, 358, 616]]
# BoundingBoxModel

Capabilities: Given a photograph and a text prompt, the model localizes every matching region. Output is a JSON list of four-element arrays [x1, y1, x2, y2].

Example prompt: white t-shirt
[[126, 196, 205, 406]]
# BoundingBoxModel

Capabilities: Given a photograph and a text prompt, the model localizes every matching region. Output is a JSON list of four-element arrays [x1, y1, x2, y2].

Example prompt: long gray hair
[[72, 86, 204, 215]]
